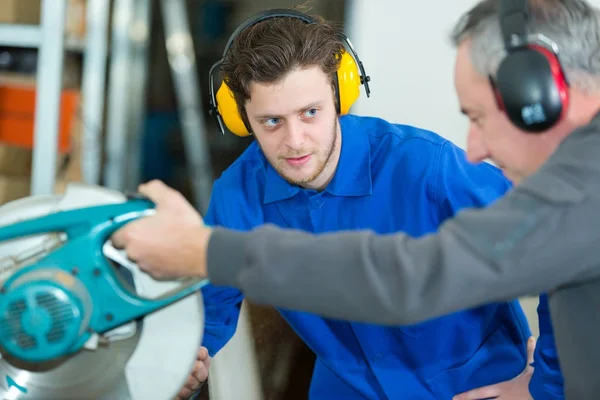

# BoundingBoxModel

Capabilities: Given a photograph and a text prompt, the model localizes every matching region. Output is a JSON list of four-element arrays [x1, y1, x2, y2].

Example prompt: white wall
[[344, 0, 478, 149], [344, 0, 600, 149]]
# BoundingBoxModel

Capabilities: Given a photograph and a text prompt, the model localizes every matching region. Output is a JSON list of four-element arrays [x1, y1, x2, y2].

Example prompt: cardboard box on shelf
[[0, 0, 41, 25], [0, 143, 70, 178], [0, 145, 35, 178], [0, 149, 81, 206], [0, 175, 31, 205], [0, 0, 87, 44], [65, 0, 87, 41], [0, 140, 80, 205], [0, 171, 77, 205]]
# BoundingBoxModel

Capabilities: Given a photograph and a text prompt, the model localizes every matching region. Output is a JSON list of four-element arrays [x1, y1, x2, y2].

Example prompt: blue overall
[[201, 115, 563, 399]]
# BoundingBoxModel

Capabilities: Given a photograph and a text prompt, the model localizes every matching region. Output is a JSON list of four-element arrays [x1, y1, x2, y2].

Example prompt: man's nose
[[284, 121, 305, 149], [466, 127, 489, 163]]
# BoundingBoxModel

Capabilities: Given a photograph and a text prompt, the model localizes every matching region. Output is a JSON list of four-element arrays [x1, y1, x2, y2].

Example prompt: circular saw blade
[[0, 184, 204, 400]]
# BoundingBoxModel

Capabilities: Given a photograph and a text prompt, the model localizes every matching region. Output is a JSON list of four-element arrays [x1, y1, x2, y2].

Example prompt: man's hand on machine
[[175, 346, 211, 400], [111, 180, 212, 280]]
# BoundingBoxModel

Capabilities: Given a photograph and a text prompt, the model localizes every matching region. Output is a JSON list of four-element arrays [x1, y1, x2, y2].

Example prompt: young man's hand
[[112, 180, 212, 280], [452, 336, 536, 400], [174, 347, 211, 400]]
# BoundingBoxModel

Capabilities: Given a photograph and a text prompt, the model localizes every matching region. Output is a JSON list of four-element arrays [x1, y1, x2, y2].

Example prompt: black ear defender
[[492, 0, 569, 133]]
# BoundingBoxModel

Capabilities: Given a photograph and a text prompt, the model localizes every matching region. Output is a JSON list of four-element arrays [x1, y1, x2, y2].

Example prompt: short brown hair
[[220, 10, 344, 128]]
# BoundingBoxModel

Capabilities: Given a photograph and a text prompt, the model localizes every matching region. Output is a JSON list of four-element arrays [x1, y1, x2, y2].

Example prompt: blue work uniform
[[201, 115, 562, 399]]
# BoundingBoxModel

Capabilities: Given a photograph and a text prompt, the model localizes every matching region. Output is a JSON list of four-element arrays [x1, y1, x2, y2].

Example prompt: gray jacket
[[207, 111, 600, 399]]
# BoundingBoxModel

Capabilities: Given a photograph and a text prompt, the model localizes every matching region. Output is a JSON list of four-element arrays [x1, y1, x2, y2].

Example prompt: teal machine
[[0, 184, 208, 399]]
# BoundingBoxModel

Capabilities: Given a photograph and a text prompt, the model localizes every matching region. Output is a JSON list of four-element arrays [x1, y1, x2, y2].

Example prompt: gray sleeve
[[206, 167, 600, 325]]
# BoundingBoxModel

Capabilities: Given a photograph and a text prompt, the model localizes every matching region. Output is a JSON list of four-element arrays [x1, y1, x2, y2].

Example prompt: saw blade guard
[[0, 183, 205, 400]]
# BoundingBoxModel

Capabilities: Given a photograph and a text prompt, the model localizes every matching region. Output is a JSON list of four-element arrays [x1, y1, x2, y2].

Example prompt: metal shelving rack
[[0, 0, 69, 196], [0, 0, 213, 213], [0, 0, 108, 197]]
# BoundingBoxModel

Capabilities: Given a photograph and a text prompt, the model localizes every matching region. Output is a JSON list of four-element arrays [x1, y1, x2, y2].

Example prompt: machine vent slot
[[36, 292, 74, 344], [0, 298, 37, 350]]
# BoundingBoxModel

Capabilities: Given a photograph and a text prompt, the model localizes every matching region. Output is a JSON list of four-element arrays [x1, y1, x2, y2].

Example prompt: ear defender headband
[[492, 0, 569, 133], [208, 9, 371, 137]]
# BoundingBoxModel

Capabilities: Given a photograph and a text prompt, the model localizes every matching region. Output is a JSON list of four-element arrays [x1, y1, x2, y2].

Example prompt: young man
[[193, 8, 542, 400]]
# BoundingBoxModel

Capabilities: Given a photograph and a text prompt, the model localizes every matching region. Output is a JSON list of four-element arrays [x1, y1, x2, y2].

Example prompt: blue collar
[[263, 116, 373, 204]]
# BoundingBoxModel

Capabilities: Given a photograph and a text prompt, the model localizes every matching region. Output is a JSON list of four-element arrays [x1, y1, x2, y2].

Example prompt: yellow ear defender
[[208, 9, 371, 137]]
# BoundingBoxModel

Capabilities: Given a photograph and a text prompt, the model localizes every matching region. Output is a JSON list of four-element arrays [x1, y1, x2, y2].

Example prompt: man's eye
[[472, 117, 483, 126], [264, 118, 280, 127], [304, 109, 317, 118]]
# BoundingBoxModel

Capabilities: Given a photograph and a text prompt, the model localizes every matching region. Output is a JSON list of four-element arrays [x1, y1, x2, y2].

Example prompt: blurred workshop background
[[0, 0, 570, 399]]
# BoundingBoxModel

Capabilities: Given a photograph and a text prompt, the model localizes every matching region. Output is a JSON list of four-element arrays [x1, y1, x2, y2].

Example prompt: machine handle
[[0, 198, 155, 243], [9, 197, 204, 334]]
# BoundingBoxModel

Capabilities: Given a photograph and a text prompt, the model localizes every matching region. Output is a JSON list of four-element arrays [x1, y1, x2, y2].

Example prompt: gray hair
[[450, 0, 600, 95]]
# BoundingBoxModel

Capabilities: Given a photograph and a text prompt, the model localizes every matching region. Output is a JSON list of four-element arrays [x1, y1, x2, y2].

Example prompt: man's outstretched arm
[[206, 167, 599, 326]]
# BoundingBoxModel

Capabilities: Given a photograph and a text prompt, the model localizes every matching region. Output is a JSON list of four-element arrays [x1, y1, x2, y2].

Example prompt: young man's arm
[[200, 181, 245, 357], [434, 142, 564, 399]]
